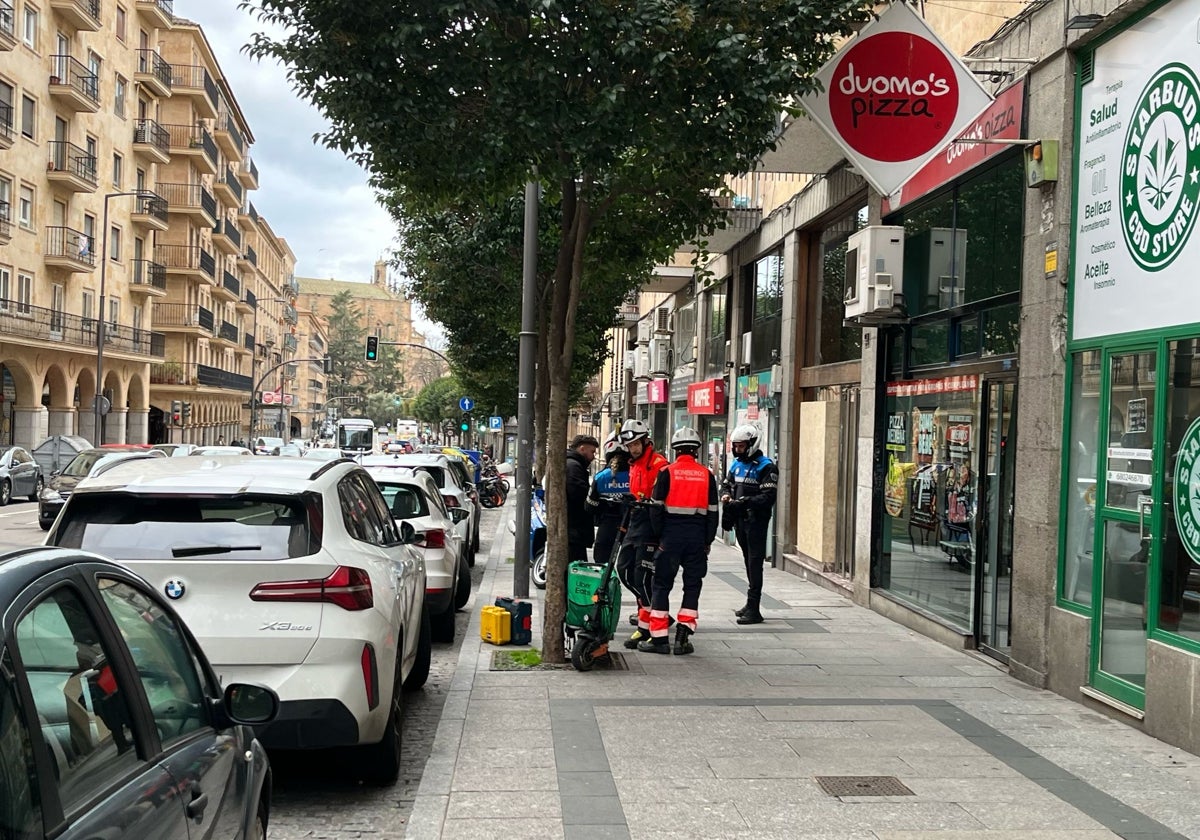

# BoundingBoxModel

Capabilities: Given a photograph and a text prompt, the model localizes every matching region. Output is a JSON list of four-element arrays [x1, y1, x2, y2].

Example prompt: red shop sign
[[886, 374, 978, 398], [883, 80, 1025, 213], [646, 378, 668, 404], [687, 379, 726, 415]]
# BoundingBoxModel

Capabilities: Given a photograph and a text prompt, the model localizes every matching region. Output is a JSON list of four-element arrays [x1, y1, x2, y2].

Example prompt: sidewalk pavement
[[405, 519, 1200, 839]]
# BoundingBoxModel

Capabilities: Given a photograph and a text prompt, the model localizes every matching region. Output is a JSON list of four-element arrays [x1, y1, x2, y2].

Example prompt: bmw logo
[[164, 579, 186, 600]]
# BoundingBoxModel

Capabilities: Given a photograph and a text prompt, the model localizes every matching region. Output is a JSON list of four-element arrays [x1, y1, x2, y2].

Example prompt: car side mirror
[[449, 508, 469, 524], [51, 469, 61, 478], [224, 683, 279, 725], [399, 520, 418, 544]]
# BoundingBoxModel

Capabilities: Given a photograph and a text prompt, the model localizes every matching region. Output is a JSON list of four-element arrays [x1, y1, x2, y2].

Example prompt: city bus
[[337, 417, 375, 458]]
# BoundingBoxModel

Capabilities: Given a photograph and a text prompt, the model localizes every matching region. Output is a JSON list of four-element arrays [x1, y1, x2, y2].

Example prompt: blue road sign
[[459, 396, 475, 412], [489, 415, 503, 431]]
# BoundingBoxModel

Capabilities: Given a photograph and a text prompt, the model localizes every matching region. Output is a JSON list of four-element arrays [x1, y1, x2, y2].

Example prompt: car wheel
[[0, 479, 10, 507], [38, 519, 51, 532], [403, 608, 432, 691], [466, 540, 476, 568], [432, 601, 456, 642], [29, 476, 43, 503], [360, 669, 403, 787], [532, 549, 547, 590], [253, 796, 268, 840], [472, 520, 480, 554], [454, 558, 472, 611]]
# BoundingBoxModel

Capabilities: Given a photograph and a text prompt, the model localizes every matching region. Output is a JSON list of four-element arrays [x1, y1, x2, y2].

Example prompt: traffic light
[[181, 402, 192, 423], [170, 400, 182, 426], [460, 412, 470, 432], [365, 335, 378, 361], [323, 354, 333, 375]]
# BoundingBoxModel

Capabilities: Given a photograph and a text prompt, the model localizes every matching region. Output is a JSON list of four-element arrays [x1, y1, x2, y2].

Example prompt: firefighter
[[640, 427, 718, 655], [617, 418, 668, 649], [721, 423, 778, 625], [586, 432, 631, 566]]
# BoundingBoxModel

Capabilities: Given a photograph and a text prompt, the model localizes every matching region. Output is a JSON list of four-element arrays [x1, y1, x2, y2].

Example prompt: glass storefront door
[[1091, 347, 1157, 706], [977, 379, 1016, 659]]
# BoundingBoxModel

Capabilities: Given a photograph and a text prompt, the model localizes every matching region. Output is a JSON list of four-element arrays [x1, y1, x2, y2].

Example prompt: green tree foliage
[[363, 341, 405, 396], [362, 391, 408, 428], [325, 290, 366, 400], [244, 0, 871, 661], [412, 376, 461, 428]]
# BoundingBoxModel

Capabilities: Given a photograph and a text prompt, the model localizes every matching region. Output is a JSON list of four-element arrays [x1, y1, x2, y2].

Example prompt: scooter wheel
[[571, 636, 602, 672], [531, 550, 547, 590]]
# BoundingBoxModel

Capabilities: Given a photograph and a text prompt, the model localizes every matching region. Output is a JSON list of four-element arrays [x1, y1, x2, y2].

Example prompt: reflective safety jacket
[[626, 445, 668, 542], [649, 453, 719, 544], [721, 451, 778, 528], [586, 465, 630, 524]]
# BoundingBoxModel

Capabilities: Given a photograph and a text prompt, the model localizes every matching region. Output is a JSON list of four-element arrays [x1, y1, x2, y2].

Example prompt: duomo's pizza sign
[[800, 2, 994, 197]]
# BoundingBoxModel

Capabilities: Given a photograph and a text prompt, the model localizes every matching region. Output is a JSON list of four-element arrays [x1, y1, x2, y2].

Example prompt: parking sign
[[489, 416, 503, 431]]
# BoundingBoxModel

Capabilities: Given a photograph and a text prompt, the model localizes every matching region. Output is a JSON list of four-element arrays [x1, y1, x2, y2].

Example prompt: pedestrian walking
[[639, 427, 718, 655], [617, 419, 669, 649], [565, 434, 600, 563], [586, 432, 631, 566], [721, 424, 778, 625]]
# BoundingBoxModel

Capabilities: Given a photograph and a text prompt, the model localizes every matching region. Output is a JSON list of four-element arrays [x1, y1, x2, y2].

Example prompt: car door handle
[[185, 788, 208, 820]]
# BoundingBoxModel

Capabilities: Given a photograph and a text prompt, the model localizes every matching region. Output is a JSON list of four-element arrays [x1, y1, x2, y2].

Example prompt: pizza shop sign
[[801, 2, 994, 197]]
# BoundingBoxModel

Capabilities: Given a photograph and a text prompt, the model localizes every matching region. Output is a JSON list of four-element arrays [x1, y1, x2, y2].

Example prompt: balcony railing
[[49, 55, 99, 107], [130, 258, 166, 291], [151, 361, 252, 392], [244, 332, 255, 352], [218, 165, 244, 205], [132, 191, 168, 225], [0, 101, 12, 145], [135, 49, 172, 91], [0, 299, 162, 356], [243, 202, 259, 224], [284, 275, 299, 297], [155, 243, 216, 279], [243, 245, 257, 266], [158, 182, 217, 221], [222, 270, 241, 298], [217, 110, 244, 153], [132, 118, 170, 156], [308, 379, 324, 391], [45, 226, 95, 267], [162, 123, 217, 166], [239, 157, 259, 187], [0, 2, 14, 45], [154, 302, 214, 332], [219, 320, 238, 343], [137, 0, 173, 20], [47, 141, 98, 186], [283, 304, 298, 325], [244, 289, 257, 310], [0, 201, 9, 240], [169, 63, 219, 113], [213, 217, 242, 250], [50, 0, 100, 29]]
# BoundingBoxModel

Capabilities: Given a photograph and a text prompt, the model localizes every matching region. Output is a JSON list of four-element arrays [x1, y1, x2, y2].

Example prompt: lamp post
[[247, 296, 289, 442], [95, 190, 160, 444]]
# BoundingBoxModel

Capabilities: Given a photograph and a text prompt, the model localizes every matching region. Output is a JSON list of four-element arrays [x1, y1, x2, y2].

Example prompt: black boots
[[736, 602, 764, 625], [624, 628, 649, 649], [734, 601, 751, 618], [637, 638, 671, 654], [673, 624, 694, 655]]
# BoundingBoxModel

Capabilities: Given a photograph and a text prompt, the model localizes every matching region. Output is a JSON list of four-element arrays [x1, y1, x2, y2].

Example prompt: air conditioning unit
[[740, 331, 752, 362], [649, 338, 671, 375], [633, 346, 651, 380], [926, 228, 968, 309], [635, 318, 653, 345], [623, 350, 636, 371], [844, 225, 906, 321], [654, 306, 673, 335]]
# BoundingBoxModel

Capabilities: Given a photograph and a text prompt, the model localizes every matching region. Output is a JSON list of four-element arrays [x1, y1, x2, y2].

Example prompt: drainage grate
[[816, 776, 914, 797]]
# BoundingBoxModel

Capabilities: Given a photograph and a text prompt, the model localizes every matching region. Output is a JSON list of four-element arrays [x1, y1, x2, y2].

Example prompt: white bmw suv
[[46, 456, 430, 786]]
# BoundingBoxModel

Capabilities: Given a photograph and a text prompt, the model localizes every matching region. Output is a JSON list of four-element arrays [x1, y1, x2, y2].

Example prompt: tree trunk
[[534, 300, 550, 485]]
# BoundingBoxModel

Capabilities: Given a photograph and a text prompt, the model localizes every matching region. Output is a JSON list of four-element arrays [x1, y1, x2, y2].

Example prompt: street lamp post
[[95, 191, 159, 444], [247, 296, 289, 443]]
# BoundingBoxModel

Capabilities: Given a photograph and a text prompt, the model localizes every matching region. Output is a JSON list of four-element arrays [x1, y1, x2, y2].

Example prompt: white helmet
[[602, 431, 627, 457], [670, 426, 702, 451], [619, 418, 650, 444], [730, 424, 759, 453]]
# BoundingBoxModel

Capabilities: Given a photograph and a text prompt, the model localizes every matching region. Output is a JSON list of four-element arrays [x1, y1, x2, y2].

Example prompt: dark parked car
[[38, 447, 165, 530], [0, 445, 43, 505], [0, 546, 279, 839]]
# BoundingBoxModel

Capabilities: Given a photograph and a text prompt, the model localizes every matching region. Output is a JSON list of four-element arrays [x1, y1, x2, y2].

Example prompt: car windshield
[[341, 430, 373, 450], [61, 451, 106, 477], [377, 483, 430, 520], [53, 494, 316, 560]]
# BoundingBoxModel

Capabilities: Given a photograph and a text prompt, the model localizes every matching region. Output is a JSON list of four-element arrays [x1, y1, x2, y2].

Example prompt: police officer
[[721, 424, 778, 625], [586, 432, 631, 566], [640, 427, 718, 655], [617, 419, 668, 649]]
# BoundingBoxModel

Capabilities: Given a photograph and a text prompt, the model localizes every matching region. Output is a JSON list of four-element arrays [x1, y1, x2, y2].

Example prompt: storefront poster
[[887, 412, 908, 452], [646, 378, 668, 404], [687, 379, 726, 415], [1073, 2, 1200, 340]]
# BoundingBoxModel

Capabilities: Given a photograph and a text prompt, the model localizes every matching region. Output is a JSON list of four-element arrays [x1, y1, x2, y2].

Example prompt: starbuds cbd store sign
[[800, 2, 994, 197], [1073, 2, 1200, 340]]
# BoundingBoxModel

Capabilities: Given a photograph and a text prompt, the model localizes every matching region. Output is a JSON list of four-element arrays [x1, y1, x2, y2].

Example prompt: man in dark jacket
[[565, 434, 600, 563]]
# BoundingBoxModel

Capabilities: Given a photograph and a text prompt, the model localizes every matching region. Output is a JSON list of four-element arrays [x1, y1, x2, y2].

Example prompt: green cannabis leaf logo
[[1141, 126, 1183, 212]]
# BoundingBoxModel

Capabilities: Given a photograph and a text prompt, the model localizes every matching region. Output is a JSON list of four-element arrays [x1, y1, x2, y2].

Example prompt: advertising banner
[[1073, 1, 1200, 339], [687, 379, 726, 415], [646, 378, 668, 404], [799, 1, 994, 197]]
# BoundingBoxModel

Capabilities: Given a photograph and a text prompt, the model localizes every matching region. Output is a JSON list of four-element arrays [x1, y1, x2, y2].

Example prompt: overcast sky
[[175, 2, 441, 339]]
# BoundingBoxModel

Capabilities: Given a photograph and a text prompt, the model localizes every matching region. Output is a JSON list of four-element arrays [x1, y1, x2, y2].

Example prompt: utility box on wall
[[904, 227, 968, 313], [844, 225, 905, 321]]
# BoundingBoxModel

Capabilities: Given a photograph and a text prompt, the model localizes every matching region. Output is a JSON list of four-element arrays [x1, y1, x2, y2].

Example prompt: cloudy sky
[[175, 2, 441, 338]]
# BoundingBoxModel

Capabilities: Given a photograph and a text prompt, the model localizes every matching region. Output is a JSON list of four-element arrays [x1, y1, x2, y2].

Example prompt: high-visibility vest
[[629, 448, 667, 500], [662, 454, 714, 516]]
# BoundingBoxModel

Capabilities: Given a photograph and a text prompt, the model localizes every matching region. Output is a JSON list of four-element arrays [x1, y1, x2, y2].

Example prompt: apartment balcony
[[46, 141, 98, 193], [49, 0, 100, 31], [283, 333, 299, 353], [134, 49, 172, 98], [49, 55, 99, 113], [153, 302, 214, 336], [136, 0, 173, 29], [129, 259, 167, 297], [237, 288, 256, 316], [214, 269, 240, 303], [163, 123, 216, 175], [214, 165, 243, 209], [236, 157, 259, 190], [130, 191, 169, 232], [0, 201, 10, 245], [169, 63, 218, 119], [132, 118, 170, 163], [44, 226, 95, 272], [0, 2, 15, 51], [158, 182, 216, 226], [0, 301, 163, 357], [155, 243, 216, 283], [217, 319, 239, 347], [283, 275, 299, 298], [211, 217, 242, 255], [243, 332, 255, 353], [0, 100, 12, 149], [283, 304, 298, 326], [214, 110, 244, 161], [240, 201, 259, 226], [239, 244, 257, 270], [150, 362, 253, 393]]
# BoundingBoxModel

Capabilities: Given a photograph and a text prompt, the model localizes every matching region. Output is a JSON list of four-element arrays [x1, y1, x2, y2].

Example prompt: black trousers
[[650, 523, 707, 630], [594, 518, 621, 568], [617, 541, 654, 608], [734, 521, 769, 604], [567, 540, 590, 564]]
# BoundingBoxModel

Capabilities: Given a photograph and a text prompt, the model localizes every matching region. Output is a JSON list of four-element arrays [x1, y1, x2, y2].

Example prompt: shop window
[[703, 284, 727, 379], [879, 375, 981, 630], [909, 319, 949, 368], [1061, 350, 1102, 607], [1158, 340, 1200, 645], [981, 302, 1020, 357], [748, 251, 783, 371], [815, 205, 868, 365], [955, 316, 980, 359]]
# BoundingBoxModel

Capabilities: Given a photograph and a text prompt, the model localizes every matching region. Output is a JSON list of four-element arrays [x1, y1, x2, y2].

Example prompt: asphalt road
[[0, 499, 47, 549]]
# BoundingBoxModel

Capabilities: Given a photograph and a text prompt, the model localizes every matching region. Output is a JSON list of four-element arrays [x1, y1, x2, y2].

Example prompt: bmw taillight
[[249, 565, 373, 610], [442, 495, 460, 508], [419, 528, 446, 549]]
